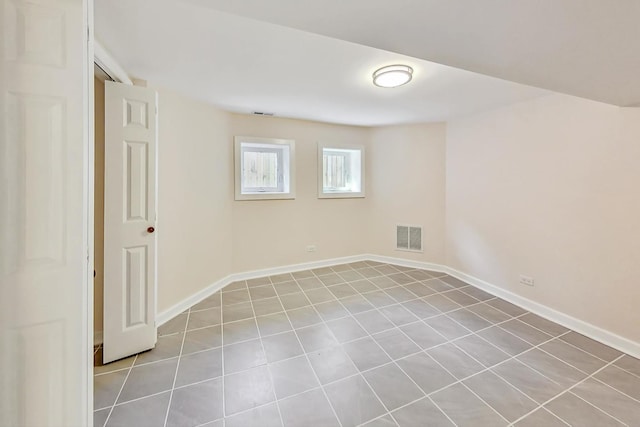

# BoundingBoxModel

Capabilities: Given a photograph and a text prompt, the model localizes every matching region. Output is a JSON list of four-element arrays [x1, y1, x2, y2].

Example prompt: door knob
[[147, 226, 155, 233]]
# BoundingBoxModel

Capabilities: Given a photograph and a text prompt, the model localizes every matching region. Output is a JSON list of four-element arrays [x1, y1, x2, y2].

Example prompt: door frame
[[86, 0, 95, 422]]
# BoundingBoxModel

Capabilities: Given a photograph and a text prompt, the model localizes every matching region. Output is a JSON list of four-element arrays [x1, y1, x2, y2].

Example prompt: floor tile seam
[[419, 347, 516, 424], [424, 395, 461, 427], [94, 363, 140, 377], [487, 330, 578, 389], [502, 313, 560, 345], [509, 354, 627, 427], [461, 357, 548, 416], [246, 282, 287, 427], [458, 379, 513, 424], [505, 408, 570, 427], [133, 353, 187, 369], [588, 363, 640, 404], [487, 356, 569, 402], [221, 331, 427, 378], [178, 344, 224, 359], [169, 266, 632, 424], [425, 330, 575, 423], [189, 305, 222, 313], [566, 389, 630, 427], [295, 283, 413, 421], [266, 278, 344, 427], [507, 315, 570, 341], [466, 301, 521, 323], [158, 330, 184, 338], [219, 293, 226, 422], [162, 307, 191, 427], [448, 334, 513, 372], [492, 320, 554, 348], [103, 388, 172, 411], [221, 342, 431, 386], [457, 286, 493, 302], [452, 329, 515, 366], [97, 283, 514, 378], [610, 361, 640, 381], [355, 413, 399, 427], [102, 353, 138, 427], [335, 294, 455, 416], [410, 344, 512, 424], [170, 372, 225, 392], [534, 338, 613, 378], [555, 334, 624, 365]]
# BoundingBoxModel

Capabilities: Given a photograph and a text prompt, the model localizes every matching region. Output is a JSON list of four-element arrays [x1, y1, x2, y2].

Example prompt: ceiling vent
[[252, 111, 274, 116], [396, 224, 422, 252]]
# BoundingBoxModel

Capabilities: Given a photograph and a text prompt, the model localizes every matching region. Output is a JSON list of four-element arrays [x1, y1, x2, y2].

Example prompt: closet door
[[0, 0, 92, 425]]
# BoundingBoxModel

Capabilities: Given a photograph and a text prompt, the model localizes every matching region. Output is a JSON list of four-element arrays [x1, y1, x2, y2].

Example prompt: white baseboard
[[93, 331, 103, 346], [156, 254, 369, 327], [154, 253, 640, 359], [443, 265, 640, 360]]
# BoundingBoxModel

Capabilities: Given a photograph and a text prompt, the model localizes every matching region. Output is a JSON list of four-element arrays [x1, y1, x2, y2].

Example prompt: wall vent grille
[[396, 225, 423, 252]]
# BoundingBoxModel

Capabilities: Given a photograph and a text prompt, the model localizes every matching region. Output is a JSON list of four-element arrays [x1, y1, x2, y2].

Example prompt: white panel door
[[0, 0, 92, 425], [103, 81, 157, 363]]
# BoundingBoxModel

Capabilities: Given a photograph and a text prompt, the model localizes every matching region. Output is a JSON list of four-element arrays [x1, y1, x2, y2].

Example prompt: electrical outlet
[[306, 245, 317, 252], [519, 275, 534, 287]]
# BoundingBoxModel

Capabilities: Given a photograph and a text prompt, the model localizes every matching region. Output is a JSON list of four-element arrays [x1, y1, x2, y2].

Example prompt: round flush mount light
[[372, 64, 413, 88]]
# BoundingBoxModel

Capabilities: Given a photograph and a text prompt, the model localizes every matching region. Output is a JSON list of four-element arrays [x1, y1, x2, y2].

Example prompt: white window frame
[[317, 142, 365, 199], [235, 136, 296, 200]]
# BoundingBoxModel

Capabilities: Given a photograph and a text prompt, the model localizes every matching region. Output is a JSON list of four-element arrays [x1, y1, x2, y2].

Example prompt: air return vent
[[396, 225, 422, 252]]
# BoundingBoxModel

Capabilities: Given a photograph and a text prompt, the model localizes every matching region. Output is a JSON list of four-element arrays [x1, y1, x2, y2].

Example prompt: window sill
[[235, 192, 296, 201], [318, 192, 365, 199]]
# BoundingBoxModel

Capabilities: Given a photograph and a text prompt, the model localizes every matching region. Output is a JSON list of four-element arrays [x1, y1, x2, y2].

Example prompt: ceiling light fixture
[[372, 64, 413, 88]]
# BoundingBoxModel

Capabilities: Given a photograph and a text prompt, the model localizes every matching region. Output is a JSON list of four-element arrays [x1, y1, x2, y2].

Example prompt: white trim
[[94, 39, 133, 85], [85, 1, 95, 424], [156, 254, 367, 327], [234, 136, 296, 201], [155, 254, 640, 359], [443, 265, 640, 360], [317, 142, 365, 199]]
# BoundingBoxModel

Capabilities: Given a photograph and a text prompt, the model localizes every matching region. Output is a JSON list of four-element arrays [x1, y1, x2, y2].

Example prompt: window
[[318, 143, 365, 198], [235, 136, 295, 200]]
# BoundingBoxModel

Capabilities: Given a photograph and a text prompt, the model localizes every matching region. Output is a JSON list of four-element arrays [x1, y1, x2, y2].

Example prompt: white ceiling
[[183, 0, 640, 108], [95, 0, 553, 126]]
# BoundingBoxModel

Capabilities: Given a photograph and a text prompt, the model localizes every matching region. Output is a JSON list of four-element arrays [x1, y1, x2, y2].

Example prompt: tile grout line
[[306, 268, 404, 427], [508, 354, 630, 427], [103, 262, 639, 427], [590, 369, 640, 405], [338, 265, 464, 427], [101, 353, 139, 427], [348, 280, 584, 425], [243, 277, 286, 427], [283, 265, 544, 424], [274, 264, 639, 426], [218, 288, 225, 422], [270, 273, 346, 427], [308, 268, 457, 426], [162, 307, 191, 427]]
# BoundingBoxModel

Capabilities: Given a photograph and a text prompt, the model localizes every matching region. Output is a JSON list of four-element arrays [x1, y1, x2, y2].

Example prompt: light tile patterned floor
[[94, 261, 640, 426]]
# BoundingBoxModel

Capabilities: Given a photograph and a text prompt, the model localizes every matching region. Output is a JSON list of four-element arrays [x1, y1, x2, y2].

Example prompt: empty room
[[2, 0, 640, 426]]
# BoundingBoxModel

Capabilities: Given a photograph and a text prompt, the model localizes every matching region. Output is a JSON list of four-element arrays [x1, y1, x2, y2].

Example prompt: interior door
[[103, 80, 158, 363], [0, 0, 92, 425]]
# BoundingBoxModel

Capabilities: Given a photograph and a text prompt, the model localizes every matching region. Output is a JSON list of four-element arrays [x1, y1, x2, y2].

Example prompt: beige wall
[[93, 84, 234, 331], [95, 85, 640, 350], [94, 78, 105, 335], [368, 123, 446, 264], [155, 88, 234, 312], [229, 114, 371, 272], [446, 94, 640, 343]]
